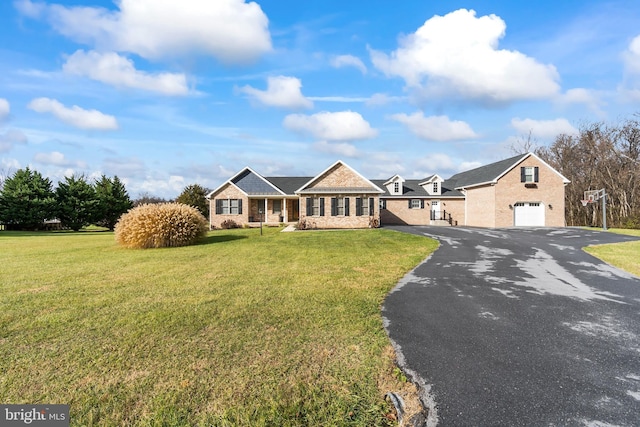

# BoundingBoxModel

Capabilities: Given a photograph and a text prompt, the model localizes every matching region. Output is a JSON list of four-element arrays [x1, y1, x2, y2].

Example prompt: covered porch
[[248, 197, 300, 225]]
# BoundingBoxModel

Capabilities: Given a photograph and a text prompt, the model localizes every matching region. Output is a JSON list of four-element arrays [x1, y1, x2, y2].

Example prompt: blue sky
[[1, 0, 639, 198]]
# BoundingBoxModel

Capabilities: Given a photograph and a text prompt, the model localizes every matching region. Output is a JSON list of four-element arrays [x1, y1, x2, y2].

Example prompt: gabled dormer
[[383, 174, 405, 195], [419, 174, 444, 196]]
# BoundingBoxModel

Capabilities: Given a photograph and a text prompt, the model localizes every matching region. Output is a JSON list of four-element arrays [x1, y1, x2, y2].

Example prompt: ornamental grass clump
[[115, 203, 208, 249]]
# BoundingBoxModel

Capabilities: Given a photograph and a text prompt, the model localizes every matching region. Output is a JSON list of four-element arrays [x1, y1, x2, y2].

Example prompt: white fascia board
[[383, 174, 405, 186], [454, 180, 496, 191]]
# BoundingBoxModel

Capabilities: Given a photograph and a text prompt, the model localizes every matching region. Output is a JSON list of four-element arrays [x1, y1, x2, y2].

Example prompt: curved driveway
[[383, 226, 640, 426]]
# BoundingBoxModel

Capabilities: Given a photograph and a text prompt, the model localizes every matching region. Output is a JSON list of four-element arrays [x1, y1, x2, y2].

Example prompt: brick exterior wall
[[209, 184, 249, 228], [494, 157, 566, 227], [380, 199, 429, 225], [380, 198, 465, 225], [464, 157, 566, 227], [299, 195, 379, 229], [441, 199, 465, 226], [465, 184, 497, 227], [309, 163, 373, 188]]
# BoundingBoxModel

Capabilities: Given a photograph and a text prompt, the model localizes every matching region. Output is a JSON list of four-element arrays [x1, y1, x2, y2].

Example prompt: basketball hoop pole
[[601, 190, 607, 231], [583, 188, 607, 231]]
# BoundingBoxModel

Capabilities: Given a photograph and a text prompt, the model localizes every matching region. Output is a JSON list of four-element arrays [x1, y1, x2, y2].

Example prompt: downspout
[[462, 188, 467, 226]]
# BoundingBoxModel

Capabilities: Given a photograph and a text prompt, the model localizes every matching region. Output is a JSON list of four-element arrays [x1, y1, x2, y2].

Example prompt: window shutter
[[520, 167, 526, 183], [215, 199, 222, 214], [331, 198, 337, 216], [356, 198, 362, 216], [381, 199, 387, 210], [408, 200, 412, 209], [319, 197, 325, 216], [534, 167, 539, 183], [420, 200, 425, 209], [306, 198, 312, 216], [369, 198, 374, 216], [238, 199, 242, 214], [345, 197, 350, 216]]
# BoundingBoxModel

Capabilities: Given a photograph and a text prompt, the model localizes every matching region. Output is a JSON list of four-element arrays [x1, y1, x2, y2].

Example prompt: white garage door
[[514, 202, 545, 226]]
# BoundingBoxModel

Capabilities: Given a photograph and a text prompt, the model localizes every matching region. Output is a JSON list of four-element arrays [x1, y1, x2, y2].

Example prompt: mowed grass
[[0, 227, 437, 426], [584, 228, 640, 277]]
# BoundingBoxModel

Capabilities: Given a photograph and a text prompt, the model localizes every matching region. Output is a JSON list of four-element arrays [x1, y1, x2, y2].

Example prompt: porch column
[[282, 197, 286, 222], [264, 198, 268, 223]]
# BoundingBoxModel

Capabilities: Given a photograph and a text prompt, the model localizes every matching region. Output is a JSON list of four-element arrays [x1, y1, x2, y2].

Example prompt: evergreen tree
[[175, 184, 209, 218], [55, 174, 98, 231], [0, 167, 55, 230], [94, 175, 133, 231]]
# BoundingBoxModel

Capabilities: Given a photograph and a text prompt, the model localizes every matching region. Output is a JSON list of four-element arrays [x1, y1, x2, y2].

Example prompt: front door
[[431, 200, 441, 220]]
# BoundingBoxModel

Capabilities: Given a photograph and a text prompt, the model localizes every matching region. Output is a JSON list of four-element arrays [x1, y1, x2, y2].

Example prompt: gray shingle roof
[[232, 169, 282, 195], [266, 177, 310, 195], [448, 153, 528, 188], [371, 179, 464, 198]]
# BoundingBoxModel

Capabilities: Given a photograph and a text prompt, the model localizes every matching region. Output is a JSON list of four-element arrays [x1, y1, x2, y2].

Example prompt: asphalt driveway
[[382, 226, 640, 426]]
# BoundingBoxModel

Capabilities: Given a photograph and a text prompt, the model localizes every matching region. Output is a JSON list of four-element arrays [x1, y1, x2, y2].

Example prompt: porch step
[[430, 219, 452, 226]]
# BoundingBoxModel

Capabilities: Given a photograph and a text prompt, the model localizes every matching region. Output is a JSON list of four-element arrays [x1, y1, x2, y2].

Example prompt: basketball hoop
[[582, 188, 608, 231]]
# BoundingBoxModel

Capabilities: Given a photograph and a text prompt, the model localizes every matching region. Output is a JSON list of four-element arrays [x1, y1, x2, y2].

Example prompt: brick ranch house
[[206, 152, 570, 229]]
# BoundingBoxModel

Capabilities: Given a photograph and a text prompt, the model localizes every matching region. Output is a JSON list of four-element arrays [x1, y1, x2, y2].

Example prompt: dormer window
[[433, 182, 438, 193], [394, 182, 400, 194]]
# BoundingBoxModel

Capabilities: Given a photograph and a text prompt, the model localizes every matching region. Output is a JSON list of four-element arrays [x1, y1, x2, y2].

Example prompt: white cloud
[[283, 111, 378, 141], [63, 50, 190, 96], [34, 151, 87, 168], [458, 161, 483, 171], [511, 118, 578, 139], [620, 34, 640, 101], [391, 112, 477, 141], [14, 0, 45, 18], [312, 140, 359, 157], [556, 88, 605, 116], [308, 96, 369, 103], [136, 175, 186, 198], [330, 55, 367, 74], [415, 153, 456, 171], [369, 9, 560, 103], [103, 157, 146, 178], [0, 98, 9, 122], [623, 34, 640, 74], [19, 0, 271, 64], [365, 93, 405, 107], [238, 76, 313, 109], [27, 98, 119, 131], [0, 129, 28, 153]]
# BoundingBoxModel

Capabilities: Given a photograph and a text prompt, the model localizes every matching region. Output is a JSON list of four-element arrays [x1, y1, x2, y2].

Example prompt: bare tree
[[510, 130, 539, 155], [537, 116, 640, 228]]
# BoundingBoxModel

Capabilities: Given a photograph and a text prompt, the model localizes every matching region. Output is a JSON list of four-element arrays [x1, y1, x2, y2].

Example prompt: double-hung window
[[331, 197, 350, 216], [410, 199, 421, 209], [433, 182, 438, 193], [216, 198, 242, 215], [521, 166, 539, 183], [306, 197, 325, 216], [230, 199, 239, 214]]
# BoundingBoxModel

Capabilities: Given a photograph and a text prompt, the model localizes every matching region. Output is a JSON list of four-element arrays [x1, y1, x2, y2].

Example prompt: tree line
[[0, 167, 211, 231], [0, 168, 133, 231], [535, 115, 640, 228]]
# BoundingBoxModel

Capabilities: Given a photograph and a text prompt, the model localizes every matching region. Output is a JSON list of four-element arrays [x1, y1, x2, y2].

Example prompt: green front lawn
[[0, 227, 437, 426]]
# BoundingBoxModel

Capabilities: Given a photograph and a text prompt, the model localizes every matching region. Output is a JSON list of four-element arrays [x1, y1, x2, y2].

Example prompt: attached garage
[[514, 202, 545, 226]]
